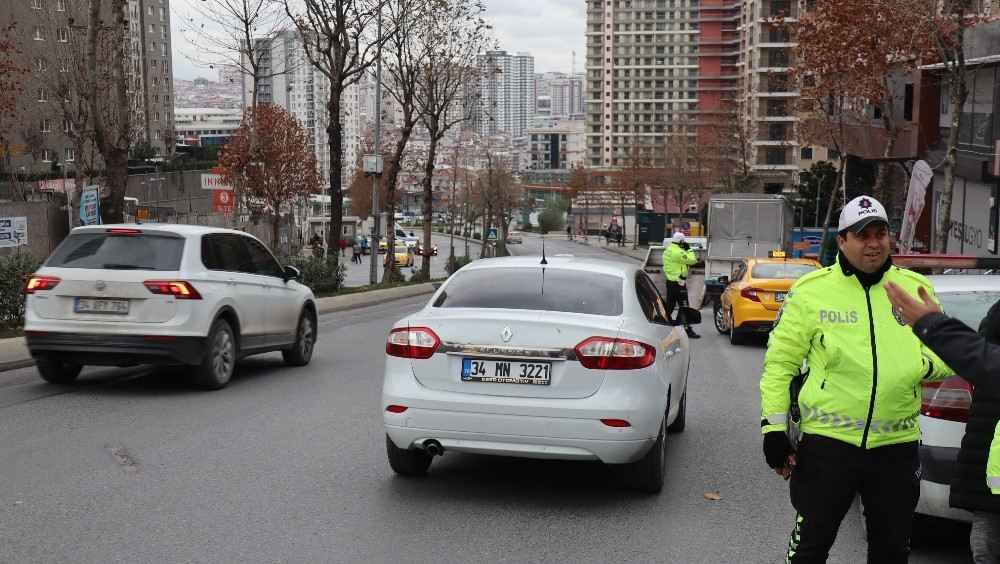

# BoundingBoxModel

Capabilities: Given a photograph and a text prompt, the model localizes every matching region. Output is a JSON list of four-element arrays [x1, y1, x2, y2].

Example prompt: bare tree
[[86, 0, 131, 223], [414, 0, 492, 278], [176, 0, 289, 111], [283, 0, 383, 265]]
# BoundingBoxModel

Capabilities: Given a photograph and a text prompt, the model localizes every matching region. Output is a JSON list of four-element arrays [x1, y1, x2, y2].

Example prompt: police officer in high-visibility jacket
[[760, 195, 954, 563], [662, 231, 699, 339], [886, 286, 1000, 562]]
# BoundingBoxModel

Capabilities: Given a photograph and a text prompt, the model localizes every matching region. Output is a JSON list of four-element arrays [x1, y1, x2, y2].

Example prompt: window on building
[[37, 88, 47, 102], [59, 58, 69, 72], [150, 59, 157, 68], [65, 148, 75, 162], [148, 6, 154, 15], [800, 147, 813, 160], [161, 25, 166, 39], [57, 28, 68, 42], [161, 43, 167, 56], [153, 77, 158, 86], [62, 119, 71, 132], [159, 7, 166, 21], [31, 0, 43, 9], [149, 23, 155, 33], [56, 0, 66, 10], [42, 149, 54, 162], [35, 58, 48, 71], [40, 119, 51, 133], [33, 26, 45, 41]]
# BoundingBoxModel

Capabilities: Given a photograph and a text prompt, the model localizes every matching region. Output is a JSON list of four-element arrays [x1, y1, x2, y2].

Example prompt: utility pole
[[368, 10, 383, 286]]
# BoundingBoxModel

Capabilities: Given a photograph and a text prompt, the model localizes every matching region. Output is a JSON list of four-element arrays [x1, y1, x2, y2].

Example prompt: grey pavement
[[0, 282, 438, 374]]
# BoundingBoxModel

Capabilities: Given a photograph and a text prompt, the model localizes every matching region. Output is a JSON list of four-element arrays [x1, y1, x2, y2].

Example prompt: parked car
[[887, 254, 1000, 526], [23, 225, 317, 390], [381, 256, 695, 493], [506, 231, 524, 244], [713, 254, 821, 345], [384, 243, 414, 267]]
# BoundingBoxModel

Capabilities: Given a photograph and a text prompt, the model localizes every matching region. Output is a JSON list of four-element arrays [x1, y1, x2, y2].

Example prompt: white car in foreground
[[24, 224, 317, 390], [381, 256, 693, 492], [913, 272, 1000, 524]]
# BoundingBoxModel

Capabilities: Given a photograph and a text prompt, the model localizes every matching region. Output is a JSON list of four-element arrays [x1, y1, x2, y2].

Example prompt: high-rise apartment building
[[585, 0, 702, 167], [550, 75, 585, 118], [475, 50, 536, 147], [241, 30, 360, 191], [737, 0, 800, 192], [2, 0, 175, 173]]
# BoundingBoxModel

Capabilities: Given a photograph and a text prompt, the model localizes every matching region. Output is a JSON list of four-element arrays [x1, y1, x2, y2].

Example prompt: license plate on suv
[[74, 298, 130, 314], [461, 358, 551, 385]]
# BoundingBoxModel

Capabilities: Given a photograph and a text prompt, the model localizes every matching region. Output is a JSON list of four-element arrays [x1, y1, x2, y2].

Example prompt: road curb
[[0, 283, 441, 374]]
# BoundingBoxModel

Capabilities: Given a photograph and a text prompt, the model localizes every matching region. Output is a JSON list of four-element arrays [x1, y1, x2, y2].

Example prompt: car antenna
[[540, 235, 548, 265]]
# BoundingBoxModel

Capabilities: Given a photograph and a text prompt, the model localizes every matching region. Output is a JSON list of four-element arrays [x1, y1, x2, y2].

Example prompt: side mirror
[[284, 265, 300, 282], [718, 276, 729, 286]]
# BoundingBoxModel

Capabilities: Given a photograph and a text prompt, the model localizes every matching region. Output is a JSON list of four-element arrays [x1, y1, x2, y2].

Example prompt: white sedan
[[381, 256, 693, 492]]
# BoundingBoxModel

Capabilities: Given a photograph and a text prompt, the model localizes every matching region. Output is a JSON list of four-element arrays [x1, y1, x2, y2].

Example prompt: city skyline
[[169, 0, 587, 81]]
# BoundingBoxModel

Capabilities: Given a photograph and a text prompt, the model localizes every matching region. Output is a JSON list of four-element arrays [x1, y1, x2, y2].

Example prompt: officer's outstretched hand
[[678, 241, 690, 250], [763, 431, 797, 480]]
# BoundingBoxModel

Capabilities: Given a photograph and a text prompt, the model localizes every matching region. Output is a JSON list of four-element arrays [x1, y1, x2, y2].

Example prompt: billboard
[[201, 173, 233, 191], [0, 217, 28, 248]]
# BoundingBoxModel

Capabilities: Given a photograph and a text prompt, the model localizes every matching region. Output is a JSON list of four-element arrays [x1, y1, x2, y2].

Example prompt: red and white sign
[[898, 160, 933, 254], [213, 189, 234, 214], [38, 179, 77, 193], [201, 173, 233, 191]]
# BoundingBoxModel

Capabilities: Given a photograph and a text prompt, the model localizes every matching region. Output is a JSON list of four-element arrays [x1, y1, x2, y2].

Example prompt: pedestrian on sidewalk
[[360, 235, 369, 256], [566, 224, 573, 240], [352, 238, 362, 264], [760, 195, 954, 563], [886, 283, 1000, 563], [339, 238, 348, 257], [661, 231, 699, 339]]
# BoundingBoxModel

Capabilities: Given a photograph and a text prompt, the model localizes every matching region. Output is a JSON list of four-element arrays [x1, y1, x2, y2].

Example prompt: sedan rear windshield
[[751, 263, 818, 279], [433, 267, 624, 316], [46, 232, 185, 270]]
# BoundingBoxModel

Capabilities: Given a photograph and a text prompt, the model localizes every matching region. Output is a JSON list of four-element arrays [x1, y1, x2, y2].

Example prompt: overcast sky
[[170, 1, 587, 81]]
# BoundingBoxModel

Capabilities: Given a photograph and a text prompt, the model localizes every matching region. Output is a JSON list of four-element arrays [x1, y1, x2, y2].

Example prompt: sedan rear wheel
[[192, 319, 236, 390], [729, 312, 747, 346], [36, 357, 83, 384], [713, 302, 727, 334], [618, 404, 667, 494], [386, 435, 433, 476], [282, 310, 316, 367]]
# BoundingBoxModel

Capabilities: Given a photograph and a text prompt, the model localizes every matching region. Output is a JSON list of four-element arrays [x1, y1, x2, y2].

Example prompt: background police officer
[[886, 283, 1000, 563], [662, 231, 699, 339], [760, 195, 954, 563]]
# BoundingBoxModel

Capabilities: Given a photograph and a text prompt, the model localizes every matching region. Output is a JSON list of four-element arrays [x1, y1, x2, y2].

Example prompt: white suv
[[23, 224, 317, 390]]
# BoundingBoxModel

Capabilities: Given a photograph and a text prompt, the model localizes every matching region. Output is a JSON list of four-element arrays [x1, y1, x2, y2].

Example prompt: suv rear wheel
[[36, 357, 83, 384], [192, 319, 236, 390], [386, 435, 433, 476], [283, 309, 316, 366]]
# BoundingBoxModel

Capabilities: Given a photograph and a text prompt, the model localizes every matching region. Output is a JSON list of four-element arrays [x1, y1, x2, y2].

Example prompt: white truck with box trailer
[[701, 194, 795, 307]]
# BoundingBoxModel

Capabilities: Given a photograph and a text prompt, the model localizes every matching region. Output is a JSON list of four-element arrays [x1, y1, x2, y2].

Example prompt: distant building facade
[[475, 50, 536, 148]]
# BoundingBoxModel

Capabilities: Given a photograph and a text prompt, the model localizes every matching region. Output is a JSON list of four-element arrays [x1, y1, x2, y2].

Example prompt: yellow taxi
[[383, 243, 414, 268], [714, 253, 821, 345], [378, 237, 388, 254]]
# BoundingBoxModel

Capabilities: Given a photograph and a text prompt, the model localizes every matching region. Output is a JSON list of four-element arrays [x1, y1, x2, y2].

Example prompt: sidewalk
[[0, 282, 439, 374]]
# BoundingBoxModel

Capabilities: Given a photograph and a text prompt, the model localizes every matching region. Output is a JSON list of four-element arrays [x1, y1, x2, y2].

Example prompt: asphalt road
[[0, 238, 972, 563], [340, 230, 474, 287]]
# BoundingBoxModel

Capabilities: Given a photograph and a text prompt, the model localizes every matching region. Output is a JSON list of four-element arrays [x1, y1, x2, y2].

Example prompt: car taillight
[[922, 376, 973, 422], [25, 275, 61, 294], [143, 280, 203, 299], [386, 327, 440, 359], [574, 337, 655, 370], [740, 287, 761, 302], [106, 228, 141, 234]]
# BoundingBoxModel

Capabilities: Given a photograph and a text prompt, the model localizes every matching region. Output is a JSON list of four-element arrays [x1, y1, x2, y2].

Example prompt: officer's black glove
[[763, 431, 794, 469], [678, 241, 690, 251]]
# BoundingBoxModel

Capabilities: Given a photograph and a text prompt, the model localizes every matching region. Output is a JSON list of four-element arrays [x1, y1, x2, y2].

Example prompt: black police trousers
[[665, 280, 690, 325], [785, 434, 919, 563]]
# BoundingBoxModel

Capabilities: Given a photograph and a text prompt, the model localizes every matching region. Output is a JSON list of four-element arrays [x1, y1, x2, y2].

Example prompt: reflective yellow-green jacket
[[662, 243, 696, 282], [760, 258, 954, 449], [989, 425, 1000, 494]]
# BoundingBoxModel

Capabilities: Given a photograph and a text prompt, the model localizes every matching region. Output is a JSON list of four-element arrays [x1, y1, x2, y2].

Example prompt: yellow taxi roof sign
[[768, 250, 787, 259]]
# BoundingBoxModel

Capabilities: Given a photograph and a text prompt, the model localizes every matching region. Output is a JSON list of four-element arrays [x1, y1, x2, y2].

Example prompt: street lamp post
[[368, 7, 383, 286]]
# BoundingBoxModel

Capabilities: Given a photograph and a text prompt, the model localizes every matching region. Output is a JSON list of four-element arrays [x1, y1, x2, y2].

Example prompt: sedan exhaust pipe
[[424, 440, 444, 456]]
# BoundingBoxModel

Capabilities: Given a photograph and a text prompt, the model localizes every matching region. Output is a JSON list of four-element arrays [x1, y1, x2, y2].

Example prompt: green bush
[[521, 222, 533, 232], [283, 255, 346, 294], [409, 269, 429, 283], [0, 252, 41, 326], [446, 255, 473, 275]]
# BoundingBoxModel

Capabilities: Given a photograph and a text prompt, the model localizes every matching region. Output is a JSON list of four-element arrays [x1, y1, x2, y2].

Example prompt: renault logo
[[95, 280, 106, 291], [500, 326, 513, 343]]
